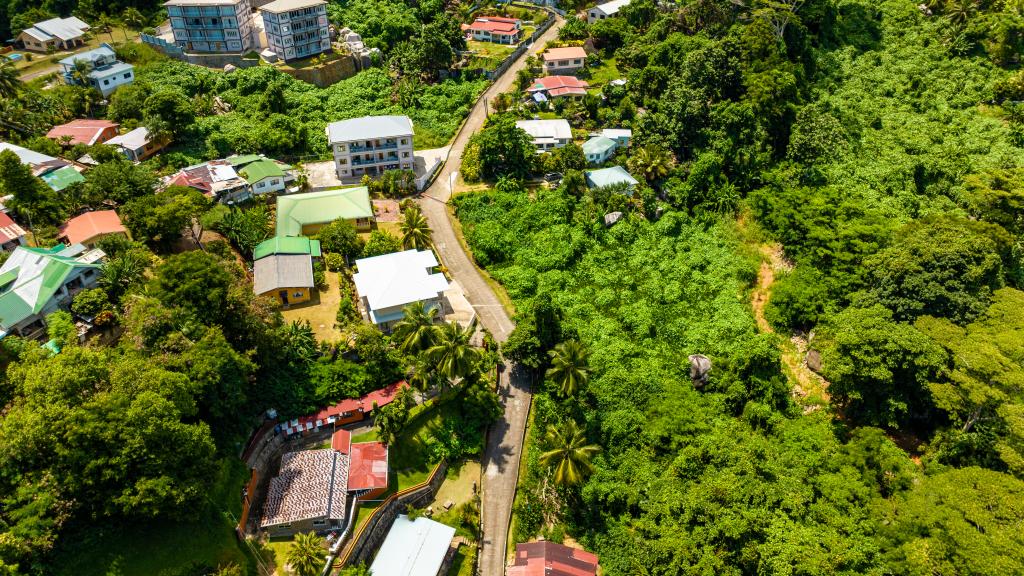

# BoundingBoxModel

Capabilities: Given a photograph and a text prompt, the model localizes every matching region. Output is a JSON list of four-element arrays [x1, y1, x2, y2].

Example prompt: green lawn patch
[[447, 545, 476, 576], [582, 57, 621, 95], [352, 428, 379, 442], [56, 458, 253, 576]]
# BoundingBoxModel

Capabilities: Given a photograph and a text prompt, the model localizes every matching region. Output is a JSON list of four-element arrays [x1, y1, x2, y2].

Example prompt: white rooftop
[[593, 0, 631, 15], [601, 128, 632, 139], [327, 115, 414, 144], [24, 17, 90, 42], [107, 127, 150, 150], [370, 515, 456, 576], [259, 0, 326, 12], [0, 142, 57, 166], [516, 119, 572, 141], [353, 250, 449, 320]]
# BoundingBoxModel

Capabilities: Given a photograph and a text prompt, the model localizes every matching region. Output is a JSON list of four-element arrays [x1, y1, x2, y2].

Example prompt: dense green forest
[[454, 0, 1024, 573]]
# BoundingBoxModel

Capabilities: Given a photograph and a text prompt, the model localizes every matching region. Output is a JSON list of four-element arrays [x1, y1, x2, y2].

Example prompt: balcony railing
[[351, 154, 399, 166], [349, 142, 399, 153]]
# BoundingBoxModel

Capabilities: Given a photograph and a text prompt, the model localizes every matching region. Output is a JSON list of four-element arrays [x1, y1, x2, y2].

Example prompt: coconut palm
[[539, 420, 600, 486], [627, 143, 676, 183], [0, 60, 21, 100], [546, 340, 590, 397], [392, 301, 439, 354], [286, 531, 324, 576], [122, 7, 146, 31], [69, 58, 93, 87], [425, 320, 481, 386], [399, 207, 432, 251]]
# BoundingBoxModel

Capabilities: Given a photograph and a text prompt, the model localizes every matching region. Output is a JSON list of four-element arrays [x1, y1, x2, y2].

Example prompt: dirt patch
[[432, 460, 481, 512], [373, 199, 401, 222], [280, 271, 344, 342], [751, 244, 831, 406]]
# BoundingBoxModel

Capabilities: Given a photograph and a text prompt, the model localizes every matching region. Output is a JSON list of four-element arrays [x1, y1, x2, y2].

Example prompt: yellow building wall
[[258, 287, 313, 305]]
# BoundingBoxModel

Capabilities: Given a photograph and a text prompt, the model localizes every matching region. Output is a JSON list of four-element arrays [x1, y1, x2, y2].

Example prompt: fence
[[334, 460, 450, 567]]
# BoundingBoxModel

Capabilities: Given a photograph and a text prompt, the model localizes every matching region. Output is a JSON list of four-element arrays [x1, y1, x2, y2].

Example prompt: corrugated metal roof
[[276, 187, 373, 236], [352, 249, 449, 320], [370, 515, 456, 576], [40, 166, 85, 192], [254, 236, 322, 260], [0, 245, 102, 329], [326, 115, 414, 144], [238, 159, 285, 185], [253, 254, 314, 295], [582, 136, 617, 156], [585, 166, 637, 189]]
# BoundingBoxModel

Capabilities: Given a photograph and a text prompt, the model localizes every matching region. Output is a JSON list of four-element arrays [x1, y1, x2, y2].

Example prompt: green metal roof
[[585, 166, 638, 190], [276, 187, 373, 237], [253, 236, 322, 260], [0, 245, 102, 330], [227, 154, 263, 167], [41, 166, 85, 192], [583, 136, 617, 157], [239, 159, 286, 185]]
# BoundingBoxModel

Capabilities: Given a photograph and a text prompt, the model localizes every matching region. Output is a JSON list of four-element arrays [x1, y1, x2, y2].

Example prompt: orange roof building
[[347, 441, 389, 496], [528, 75, 590, 98], [0, 212, 27, 251], [509, 541, 599, 576], [58, 210, 128, 247], [45, 119, 119, 146], [542, 46, 588, 73]]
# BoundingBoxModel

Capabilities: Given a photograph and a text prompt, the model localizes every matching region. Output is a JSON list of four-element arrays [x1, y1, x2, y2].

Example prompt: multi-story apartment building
[[165, 0, 256, 53], [327, 115, 415, 180], [260, 0, 330, 62]]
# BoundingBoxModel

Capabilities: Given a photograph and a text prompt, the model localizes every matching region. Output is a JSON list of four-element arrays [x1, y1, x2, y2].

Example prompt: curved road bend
[[417, 15, 564, 576]]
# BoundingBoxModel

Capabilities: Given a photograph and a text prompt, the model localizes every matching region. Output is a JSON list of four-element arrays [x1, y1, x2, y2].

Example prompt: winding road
[[416, 15, 564, 576]]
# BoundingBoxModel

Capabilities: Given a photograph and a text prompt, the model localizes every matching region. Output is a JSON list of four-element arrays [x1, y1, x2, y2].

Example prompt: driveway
[[416, 14, 564, 576]]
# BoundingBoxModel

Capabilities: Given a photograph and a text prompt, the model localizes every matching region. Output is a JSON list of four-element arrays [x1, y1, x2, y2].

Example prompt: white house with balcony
[[353, 249, 449, 332], [259, 0, 330, 62], [165, 0, 256, 53], [58, 44, 135, 97], [327, 115, 415, 181]]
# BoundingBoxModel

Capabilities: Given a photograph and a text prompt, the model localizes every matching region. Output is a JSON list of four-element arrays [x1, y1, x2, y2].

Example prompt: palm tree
[[545, 340, 590, 397], [425, 320, 481, 386], [0, 60, 21, 100], [539, 420, 600, 486], [399, 207, 432, 251], [392, 301, 439, 354], [69, 59, 93, 87], [627, 144, 676, 183], [286, 532, 324, 576], [122, 7, 146, 31], [406, 354, 440, 394]]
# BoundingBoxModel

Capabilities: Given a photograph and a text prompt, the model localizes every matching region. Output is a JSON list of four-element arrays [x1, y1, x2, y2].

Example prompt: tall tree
[[399, 207, 432, 251], [539, 419, 600, 486], [0, 60, 21, 100], [545, 340, 590, 397], [392, 301, 439, 354], [425, 321, 481, 386]]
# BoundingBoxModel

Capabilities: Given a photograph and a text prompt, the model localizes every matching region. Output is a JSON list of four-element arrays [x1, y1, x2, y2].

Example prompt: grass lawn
[[445, 203, 516, 317], [280, 271, 344, 343], [13, 29, 137, 78], [56, 458, 253, 576], [351, 428, 379, 442], [582, 56, 621, 95], [447, 545, 476, 576]]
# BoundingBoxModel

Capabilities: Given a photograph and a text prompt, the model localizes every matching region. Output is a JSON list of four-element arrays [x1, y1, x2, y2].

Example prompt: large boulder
[[688, 354, 712, 388]]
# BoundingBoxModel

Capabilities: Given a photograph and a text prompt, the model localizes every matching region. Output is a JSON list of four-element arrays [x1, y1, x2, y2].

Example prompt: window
[[400, 138, 407, 145], [103, 79, 110, 85], [123, 73, 131, 79], [338, 158, 347, 165], [402, 152, 409, 158], [271, 179, 279, 186], [293, 291, 304, 298]]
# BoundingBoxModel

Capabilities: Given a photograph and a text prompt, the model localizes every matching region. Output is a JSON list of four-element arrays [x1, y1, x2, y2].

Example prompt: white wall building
[[353, 249, 449, 332], [327, 115, 415, 180], [587, 0, 631, 23], [516, 119, 573, 152], [58, 44, 135, 97], [166, 0, 256, 53], [370, 515, 456, 576], [260, 0, 330, 62]]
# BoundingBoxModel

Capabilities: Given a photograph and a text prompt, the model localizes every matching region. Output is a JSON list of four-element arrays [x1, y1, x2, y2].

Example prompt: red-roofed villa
[[45, 119, 119, 147], [528, 75, 590, 99], [509, 541, 600, 576], [542, 46, 588, 74], [462, 16, 522, 44]]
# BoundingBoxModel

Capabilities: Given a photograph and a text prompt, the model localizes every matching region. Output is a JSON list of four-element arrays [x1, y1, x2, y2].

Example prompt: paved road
[[416, 15, 564, 576], [19, 65, 60, 82]]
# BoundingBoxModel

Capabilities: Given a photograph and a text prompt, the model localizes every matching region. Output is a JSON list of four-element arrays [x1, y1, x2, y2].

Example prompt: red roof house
[[508, 541, 599, 576], [528, 75, 590, 98], [45, 119, 119, 146], [347, 441, 389, 494], [58, 210, 128, 247], [0, 212, 27, 251], [462, 16, 522, 44]]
